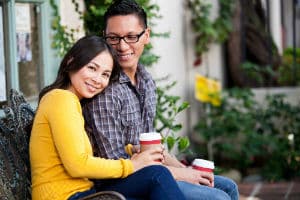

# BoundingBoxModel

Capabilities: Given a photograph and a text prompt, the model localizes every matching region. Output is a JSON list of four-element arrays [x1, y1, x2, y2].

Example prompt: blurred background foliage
[[188, 0, 235, 66], [278, 47, 300, 86], [193, 88, 300, 181]]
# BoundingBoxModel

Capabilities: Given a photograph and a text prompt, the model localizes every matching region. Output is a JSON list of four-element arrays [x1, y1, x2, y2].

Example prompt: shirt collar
[[119, 64, 151, 84]]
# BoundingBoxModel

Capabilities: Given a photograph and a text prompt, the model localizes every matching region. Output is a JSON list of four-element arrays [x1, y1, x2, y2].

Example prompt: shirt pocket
[[121, 109, 140, 127], [121, 105, 142, 144]]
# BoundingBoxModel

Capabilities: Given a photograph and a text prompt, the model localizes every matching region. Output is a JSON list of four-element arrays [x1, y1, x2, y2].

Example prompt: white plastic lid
[[192, 159, 215, 169], [139, 132, 162, 141]]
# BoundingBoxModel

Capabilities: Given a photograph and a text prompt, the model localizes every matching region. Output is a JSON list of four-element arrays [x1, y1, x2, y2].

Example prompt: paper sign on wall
[[15, 3, 32, 62]]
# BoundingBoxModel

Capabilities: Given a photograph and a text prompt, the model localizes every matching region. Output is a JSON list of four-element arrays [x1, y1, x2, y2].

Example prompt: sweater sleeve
[[42, 90, 134, 179]]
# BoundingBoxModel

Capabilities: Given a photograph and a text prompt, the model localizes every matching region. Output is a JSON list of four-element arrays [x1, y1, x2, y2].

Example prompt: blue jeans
[[97, 165, 185, 200], [177, 175, 239, 200]]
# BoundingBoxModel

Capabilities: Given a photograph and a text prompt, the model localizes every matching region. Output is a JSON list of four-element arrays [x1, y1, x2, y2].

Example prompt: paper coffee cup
[[192, 159, 215, 172], [139, 132, 162, 152]]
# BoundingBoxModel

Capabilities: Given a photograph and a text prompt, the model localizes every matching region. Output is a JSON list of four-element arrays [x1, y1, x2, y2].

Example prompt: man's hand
[[167, 166, 214, 187], [163, 150, 186, 168], [162, 150, 214, 186]]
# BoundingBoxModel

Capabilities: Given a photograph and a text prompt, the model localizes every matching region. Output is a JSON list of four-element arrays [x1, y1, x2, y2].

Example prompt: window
[[15, 3, 41, 100], [0, 0, 57, 105], [225, 0, 300, 88]]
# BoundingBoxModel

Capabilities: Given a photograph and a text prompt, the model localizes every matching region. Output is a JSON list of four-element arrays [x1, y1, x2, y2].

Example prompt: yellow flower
[[195, 74, 221, 106]]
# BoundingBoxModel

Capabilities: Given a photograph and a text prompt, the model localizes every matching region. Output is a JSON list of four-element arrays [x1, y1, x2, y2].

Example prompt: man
[[83, 0, 238, 199]]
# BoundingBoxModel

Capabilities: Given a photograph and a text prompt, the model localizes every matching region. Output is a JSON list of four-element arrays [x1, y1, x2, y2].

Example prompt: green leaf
[[171, 124, 182, 132], [166, 136, 176, 151], [178, 137, 190, 152], [177, 101, 190, 113]]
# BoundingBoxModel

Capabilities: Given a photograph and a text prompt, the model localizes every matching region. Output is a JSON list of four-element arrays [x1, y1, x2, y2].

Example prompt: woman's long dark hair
[[39, 35, 120, 101]]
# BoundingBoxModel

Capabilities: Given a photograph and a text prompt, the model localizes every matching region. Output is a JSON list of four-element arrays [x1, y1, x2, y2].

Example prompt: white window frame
[[1, 0, 59, 105]]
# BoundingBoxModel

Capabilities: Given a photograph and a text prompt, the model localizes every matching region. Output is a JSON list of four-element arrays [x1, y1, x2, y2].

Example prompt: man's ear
[[144, 27, 151, 44]]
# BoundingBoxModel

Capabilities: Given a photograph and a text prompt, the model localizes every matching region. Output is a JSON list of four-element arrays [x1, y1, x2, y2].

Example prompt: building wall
[[151, 0, 224, 136], [60, 0, 85, 40]]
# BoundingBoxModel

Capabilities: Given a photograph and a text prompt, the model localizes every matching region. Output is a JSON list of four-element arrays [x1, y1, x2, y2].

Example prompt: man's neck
[[123, 67, 138, 85]]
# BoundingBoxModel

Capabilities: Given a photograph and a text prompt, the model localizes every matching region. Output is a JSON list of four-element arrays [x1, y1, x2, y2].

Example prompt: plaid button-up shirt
[[83, 64, 156, 159]]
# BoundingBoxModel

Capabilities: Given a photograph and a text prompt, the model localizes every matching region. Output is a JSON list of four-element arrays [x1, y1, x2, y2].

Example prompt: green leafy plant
[[154, 77, 190, 154], [241, 61, 277, 87], [240, 48, 300, 87], [188, 0, 235, 65], [258, 94, 300, 180], [278, 47, 300, 86], [194, 88, 300, 181], [49, 0, 78, 56]]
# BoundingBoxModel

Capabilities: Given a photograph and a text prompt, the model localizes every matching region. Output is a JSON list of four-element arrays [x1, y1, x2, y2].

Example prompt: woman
[[29, 35, 185, 200]]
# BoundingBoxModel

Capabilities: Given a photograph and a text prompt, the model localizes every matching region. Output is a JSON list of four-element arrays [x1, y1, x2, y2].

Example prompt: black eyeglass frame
[[104, 30, 146, 45]]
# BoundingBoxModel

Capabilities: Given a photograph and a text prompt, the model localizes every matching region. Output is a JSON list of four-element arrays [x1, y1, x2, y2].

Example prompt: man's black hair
[[104, 0, 148, 32]]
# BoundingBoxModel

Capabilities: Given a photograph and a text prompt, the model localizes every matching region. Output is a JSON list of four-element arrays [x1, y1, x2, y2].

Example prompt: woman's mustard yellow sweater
[[30, 89, 134, 200]]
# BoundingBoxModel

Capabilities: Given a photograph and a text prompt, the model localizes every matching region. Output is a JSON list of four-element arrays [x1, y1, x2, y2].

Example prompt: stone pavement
[[238, 181, 300, 200]]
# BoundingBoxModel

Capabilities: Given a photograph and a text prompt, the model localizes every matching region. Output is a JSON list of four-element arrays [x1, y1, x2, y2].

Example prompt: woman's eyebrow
[[89, 61, 100, 68], [90, 61, 112, 72]]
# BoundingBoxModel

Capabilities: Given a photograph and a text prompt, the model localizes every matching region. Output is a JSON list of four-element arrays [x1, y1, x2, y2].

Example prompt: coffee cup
[[192, 159, 215, 172], [139, 132, 162, 152]]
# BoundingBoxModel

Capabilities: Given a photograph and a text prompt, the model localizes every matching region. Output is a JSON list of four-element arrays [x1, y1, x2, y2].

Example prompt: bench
[[0, 89, 125, 200]]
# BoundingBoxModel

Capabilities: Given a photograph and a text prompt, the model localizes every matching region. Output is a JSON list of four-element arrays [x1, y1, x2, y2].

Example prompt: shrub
[[194, 87, 300, 181]]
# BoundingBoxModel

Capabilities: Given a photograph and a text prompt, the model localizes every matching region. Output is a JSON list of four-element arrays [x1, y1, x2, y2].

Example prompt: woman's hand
[[130, 146, 164, 172]]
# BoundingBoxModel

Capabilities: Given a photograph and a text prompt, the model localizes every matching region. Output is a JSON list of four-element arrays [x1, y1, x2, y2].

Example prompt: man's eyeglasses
[[105, 30, 146, 45]]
